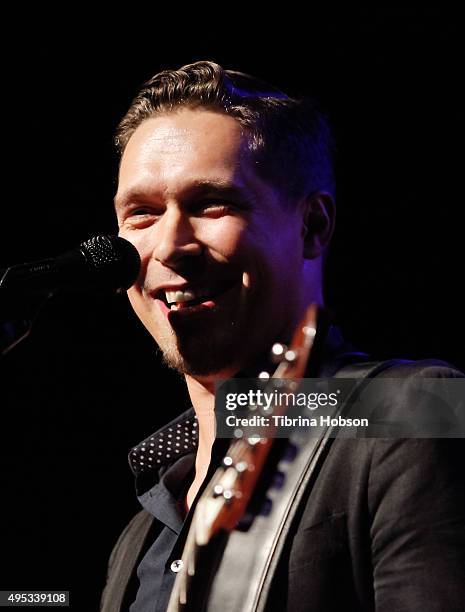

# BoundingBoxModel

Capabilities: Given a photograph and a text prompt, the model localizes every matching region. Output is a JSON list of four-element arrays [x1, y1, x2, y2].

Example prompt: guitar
[[167, 304, 322, 612]]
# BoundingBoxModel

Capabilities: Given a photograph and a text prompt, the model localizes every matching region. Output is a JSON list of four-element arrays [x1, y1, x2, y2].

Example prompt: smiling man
[[113, 64, 334, 526], [101, 62, 465, 612]]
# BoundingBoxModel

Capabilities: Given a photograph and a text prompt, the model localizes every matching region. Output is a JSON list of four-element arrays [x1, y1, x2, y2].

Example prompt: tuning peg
[[236, 512, 254, 531], [302, 324, 317, 339], [260, 497, 273, 516], [271, 342, 288, 363], [284, 349, 297, 362], [281, 442, 298, 462], [212, 484, 237, 503], [213, 484, 224, 497], [271, 470, 286, 489], [235, 460, 248, 473]]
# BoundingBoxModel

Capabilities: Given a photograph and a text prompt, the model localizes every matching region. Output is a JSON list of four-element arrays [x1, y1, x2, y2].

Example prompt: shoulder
[[302, 355, 465, 516], [374, 357, 464, 378], [343, 357, 465, 438]]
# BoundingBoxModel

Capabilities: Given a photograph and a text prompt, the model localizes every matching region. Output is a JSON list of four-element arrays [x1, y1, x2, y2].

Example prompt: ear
[[300, 191, 336, 259]]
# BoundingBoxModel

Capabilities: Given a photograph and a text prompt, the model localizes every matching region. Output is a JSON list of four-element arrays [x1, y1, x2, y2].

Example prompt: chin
[[158, 331, 244, 378]]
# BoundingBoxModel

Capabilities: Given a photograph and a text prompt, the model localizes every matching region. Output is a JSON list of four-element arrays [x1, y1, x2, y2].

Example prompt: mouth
[[153, 278, 240, 317]]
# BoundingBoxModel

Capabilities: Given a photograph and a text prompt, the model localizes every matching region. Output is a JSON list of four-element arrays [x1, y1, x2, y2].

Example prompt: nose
[[152, 206, 202, 270]]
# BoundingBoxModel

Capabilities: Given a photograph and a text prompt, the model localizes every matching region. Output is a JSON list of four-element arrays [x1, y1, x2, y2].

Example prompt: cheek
[[127, 286, 153, 323], [195, 217, 247, 259], [242, 234, 303, 301], [118, 227, 154, 278], [127, 286, 144, 315], [126, 286, 163, 338]]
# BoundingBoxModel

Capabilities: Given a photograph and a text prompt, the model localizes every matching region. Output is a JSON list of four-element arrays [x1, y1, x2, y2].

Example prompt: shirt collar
[[129, 408, 198, 490]]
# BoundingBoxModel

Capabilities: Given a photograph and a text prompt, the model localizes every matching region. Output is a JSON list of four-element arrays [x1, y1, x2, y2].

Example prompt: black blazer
[[101, 360, 465, 611]]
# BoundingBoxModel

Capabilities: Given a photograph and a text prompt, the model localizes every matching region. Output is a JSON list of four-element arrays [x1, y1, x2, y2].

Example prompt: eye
[[202, 202, 229, 214], [129, 207, 152, 216], [122, 206, 160, 229], [193, 200, 243, 217]]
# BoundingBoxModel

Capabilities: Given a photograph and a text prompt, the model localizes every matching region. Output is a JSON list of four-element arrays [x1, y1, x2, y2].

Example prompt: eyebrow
[[114, 179, 254, 210]]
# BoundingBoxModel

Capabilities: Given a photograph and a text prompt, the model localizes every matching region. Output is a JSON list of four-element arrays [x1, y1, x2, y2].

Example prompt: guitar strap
[[205, 356, 410, 612]]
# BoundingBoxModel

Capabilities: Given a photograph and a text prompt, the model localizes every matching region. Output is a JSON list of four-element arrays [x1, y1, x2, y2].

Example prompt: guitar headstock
[[187, 304, 320, 535], [260, 303, 318, 381]]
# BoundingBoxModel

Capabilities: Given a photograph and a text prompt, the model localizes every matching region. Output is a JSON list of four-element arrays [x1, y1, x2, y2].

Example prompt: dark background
[[1, 7, 464, 610]]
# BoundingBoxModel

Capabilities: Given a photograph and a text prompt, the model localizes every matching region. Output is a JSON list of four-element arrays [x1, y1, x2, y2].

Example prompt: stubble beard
[[150, 283, 259, 377], [157, 317, 243, 376]]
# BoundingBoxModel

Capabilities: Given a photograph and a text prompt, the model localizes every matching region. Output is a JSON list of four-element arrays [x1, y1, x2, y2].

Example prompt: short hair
[[115, 60, 335, 202]]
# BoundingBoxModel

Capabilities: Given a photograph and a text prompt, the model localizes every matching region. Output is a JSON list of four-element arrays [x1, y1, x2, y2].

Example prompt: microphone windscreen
[[77, 235, 141, 290]]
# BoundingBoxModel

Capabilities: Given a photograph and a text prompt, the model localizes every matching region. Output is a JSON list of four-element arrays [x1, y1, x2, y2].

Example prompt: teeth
[[165, 289, 210, 305], [165, 289, 196, 304]]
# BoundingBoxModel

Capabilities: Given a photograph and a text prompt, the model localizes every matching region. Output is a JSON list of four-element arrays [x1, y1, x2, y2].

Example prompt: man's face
[[116, 108, 308, 379]]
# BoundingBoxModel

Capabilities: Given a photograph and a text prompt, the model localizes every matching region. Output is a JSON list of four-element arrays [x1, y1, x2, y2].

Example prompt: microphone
[[0, 235, 141, 297], [0, 235, 141, 355]]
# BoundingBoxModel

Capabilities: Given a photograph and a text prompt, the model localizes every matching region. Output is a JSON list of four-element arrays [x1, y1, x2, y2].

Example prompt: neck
[[185, 375, 217, 482]]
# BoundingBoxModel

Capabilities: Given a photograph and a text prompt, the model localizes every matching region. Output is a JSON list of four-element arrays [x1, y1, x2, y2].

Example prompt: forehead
[[117, 109, 252, 198]]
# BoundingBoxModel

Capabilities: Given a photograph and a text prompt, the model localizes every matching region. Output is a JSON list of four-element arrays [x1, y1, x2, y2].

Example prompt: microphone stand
[[0, 267, 55, 356]]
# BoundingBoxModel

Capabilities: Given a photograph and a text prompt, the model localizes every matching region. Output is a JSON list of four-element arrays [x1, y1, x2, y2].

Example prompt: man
[[101, 61, 465, 611]]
